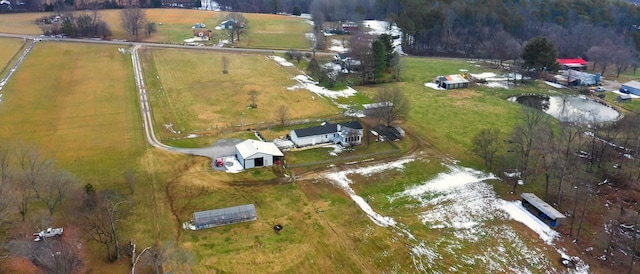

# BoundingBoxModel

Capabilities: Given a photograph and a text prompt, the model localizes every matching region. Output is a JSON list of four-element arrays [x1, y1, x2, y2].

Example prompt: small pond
[[508, 95, 620, 123]]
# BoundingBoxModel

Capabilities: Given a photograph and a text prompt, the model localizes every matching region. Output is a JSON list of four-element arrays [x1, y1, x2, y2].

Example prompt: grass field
[[0, 41, 144, 181], [0, 28, 603, 272], [0, 9, 311, 48], [139, 47, 339, 144], [0, 38, 27, 77]]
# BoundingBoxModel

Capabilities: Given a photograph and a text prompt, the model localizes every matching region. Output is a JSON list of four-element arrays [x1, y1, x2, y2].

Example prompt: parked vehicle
[[620, 88, 630, 94], [215, 158, 224, 167], [33, 227, 63, 241], [595, 87, 605, 92]]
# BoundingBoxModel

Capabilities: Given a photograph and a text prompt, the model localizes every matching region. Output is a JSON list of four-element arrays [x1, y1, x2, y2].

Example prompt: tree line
[[471, 105, 640, 272], [0, 140, 191, 273]]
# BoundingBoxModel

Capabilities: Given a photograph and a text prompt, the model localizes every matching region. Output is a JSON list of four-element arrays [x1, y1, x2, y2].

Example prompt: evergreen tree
[[521, 36, 559, 73]]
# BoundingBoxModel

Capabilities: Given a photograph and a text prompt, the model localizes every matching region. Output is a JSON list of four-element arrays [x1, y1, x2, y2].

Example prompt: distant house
[[620, 80, 640, 96], [234, 140, 284, 169], [559, 69, 600, 86], [290, 121, 364, 147], [557, 58, 587, 70], [216, 19, 244, 30], [333, 52, 362, 72], [192, 29, 211, 41], [435, 74, 470, 89], [362, 101, 393, 116]]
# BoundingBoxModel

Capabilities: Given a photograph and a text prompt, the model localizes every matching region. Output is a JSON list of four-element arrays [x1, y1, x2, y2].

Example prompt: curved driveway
[[131, 45, 241, 160]]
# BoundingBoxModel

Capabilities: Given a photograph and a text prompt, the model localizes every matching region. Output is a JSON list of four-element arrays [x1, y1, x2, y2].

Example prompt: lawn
[[139, 47, 339, 144], [0, 41, 144, 181], [234, 13, 311, 49], [0, 37, 27, 77], [355, 57, 539, 163]]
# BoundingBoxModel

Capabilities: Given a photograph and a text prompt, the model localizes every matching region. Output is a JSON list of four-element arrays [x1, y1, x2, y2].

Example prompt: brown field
[[0, 38, 27, 76], [0, 9, 310, 48], [140, 47, 338, 141]]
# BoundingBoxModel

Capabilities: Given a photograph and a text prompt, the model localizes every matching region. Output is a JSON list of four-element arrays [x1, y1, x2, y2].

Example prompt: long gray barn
[[620, 80, 640, 96], [521, 193, 566, 228], [185, 204, 257, 230]]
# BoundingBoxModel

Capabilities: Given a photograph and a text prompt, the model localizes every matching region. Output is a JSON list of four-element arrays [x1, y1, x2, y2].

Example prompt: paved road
[[0, 33, 335, 56]]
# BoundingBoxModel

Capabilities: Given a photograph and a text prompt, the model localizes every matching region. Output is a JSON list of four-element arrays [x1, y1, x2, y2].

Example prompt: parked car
[[33, 227, 63, 241], [621, 88, 630, 94], [595, 87, 605, 92], [215, 158, 224, 167]]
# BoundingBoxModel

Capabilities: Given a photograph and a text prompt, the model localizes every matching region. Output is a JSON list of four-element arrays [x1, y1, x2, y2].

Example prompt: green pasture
[[0, 41, 144, 181], [179, 175, 413, 273], [0, 38, 26, 77], [234, 13, 311, 49], [140, 47, 339, 144]]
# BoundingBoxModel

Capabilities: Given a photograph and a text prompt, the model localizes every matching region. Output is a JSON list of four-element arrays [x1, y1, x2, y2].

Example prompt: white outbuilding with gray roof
[[234, 140, 284, 169]]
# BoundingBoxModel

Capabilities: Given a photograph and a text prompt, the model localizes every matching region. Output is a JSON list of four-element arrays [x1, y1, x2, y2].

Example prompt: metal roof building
[[620, 80, 640, 96], [235, 140, 284, 169], [187, 204, 257, 230], [436, 74, 470, 89], [521, 193, 566, 228]]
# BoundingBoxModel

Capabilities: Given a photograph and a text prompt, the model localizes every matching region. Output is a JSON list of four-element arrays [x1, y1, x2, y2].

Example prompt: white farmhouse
[[235, 140, 284, 169], [290, 121, 363, 147]]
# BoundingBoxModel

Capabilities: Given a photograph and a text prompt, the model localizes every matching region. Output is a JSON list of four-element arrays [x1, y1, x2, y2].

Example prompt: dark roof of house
[[293, 123, 338, 137], [341, 121, 363, 130]]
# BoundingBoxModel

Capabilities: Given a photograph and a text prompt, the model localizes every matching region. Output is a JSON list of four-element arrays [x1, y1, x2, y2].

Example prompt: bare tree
[[42, 171, 77, 216], [120, 7, 146, 41], [613, 47, 633, 77], [508, 106, 549, 192], [275, 105, 288, 128], [471, 128, 502, 171], [16, 144, 52, 199], [80, 189, 128, 261], [372, 85, 409, 128], [222, 56, 229, 74], [144, 22, 156, 38], [248, 90, 258, 108]]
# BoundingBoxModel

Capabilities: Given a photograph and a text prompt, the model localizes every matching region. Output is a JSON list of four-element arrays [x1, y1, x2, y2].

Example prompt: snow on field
[[325, 159, 589, 272], [497, 200, 558, 245], [424, 82, 445, 90], [288, 75, 357, 99], [269, 56, 294, 67], [545, 81, 566, 89], [325, 159, 413, 227], [329, 39, 348, 52]]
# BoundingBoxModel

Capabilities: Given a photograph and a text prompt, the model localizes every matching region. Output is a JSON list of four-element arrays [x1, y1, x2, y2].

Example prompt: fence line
[[286, 148, 401, 169]]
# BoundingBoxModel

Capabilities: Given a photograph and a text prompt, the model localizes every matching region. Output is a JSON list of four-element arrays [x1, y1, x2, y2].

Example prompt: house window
[[325, 135, 328, 138]]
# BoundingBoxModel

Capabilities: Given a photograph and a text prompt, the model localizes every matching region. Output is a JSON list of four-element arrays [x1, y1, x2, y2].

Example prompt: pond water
[[508, 95, 620, 123]]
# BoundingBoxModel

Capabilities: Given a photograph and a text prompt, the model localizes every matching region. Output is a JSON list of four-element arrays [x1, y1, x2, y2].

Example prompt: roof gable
[[235, 140, 284, 158], [341, 121, 363, 130], [293, 123, 338, 137]]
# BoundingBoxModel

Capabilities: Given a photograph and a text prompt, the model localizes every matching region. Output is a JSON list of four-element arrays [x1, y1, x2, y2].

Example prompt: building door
[[254, 157, 264, 167]]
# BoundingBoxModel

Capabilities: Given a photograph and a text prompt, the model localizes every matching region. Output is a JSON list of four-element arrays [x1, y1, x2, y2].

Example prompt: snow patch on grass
[[288, 74, 357, 99]]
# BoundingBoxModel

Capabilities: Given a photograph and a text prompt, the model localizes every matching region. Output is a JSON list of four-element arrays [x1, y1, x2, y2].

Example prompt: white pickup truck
[[33, 227, 63, 242]]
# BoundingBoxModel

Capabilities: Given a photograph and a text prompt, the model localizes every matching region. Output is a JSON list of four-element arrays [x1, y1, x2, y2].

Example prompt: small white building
[[362, 101, 393, 116], [235, 140, 284, 169], [290, 121, 363, 147]]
